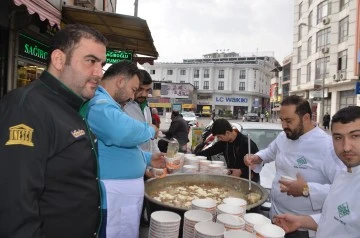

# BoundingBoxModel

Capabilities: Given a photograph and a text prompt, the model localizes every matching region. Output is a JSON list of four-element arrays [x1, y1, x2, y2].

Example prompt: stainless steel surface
[[144, 173, 268, 211]]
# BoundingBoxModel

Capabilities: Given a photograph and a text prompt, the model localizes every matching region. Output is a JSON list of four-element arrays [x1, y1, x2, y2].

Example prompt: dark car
[[245, 113, 260, 122]]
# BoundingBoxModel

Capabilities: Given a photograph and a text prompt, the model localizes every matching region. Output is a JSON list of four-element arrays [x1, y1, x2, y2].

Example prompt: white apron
[[102, 178, 144, 238]]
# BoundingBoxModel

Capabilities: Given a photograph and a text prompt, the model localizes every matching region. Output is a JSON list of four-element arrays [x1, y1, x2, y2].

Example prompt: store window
[[17, 61, 45, 87]]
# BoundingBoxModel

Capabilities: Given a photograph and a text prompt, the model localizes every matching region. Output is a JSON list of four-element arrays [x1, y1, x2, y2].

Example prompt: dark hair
[[139, 69, 153, 85], [331, 106, 360, 126], [102, 61, 141, 81], [281, 95, 312, 119], [212, 118, 232, 136], [47, 24, 108, 66], [172, 110, 180, 117]]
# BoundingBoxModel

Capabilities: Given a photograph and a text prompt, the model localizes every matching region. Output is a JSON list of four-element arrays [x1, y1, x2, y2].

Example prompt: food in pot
[[247, 192, 261, 204], [149, 183, 261, 209]]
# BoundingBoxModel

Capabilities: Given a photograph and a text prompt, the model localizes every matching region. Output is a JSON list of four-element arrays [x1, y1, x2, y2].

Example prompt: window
[[218, 70, 224, 78], [180, 81, 185, 83], [239, 82, 245, 91], [299, 2, 303, 19], [317, 1, 329, 24], [167, 70, 173, 75], [306, 63, 311, 82], [316, 27, 330, 52], [203, 81, 209, 90], [298, 25, 302, 41], [315, 56, 330, 79], [297, 46, 302, 63], [218, 81, 224, 90], [194, 69, 199, 78], [339, 17, 349, 43], [239, 70, 246, 79], [150, 69, 155, 74], [297, 68, 301, 85], [194, 81, 199, 89], [340, 0, 349, 11], [203, 69, 209, 78], [180, 69, 186, 75], [338, 50, 347, 71], [307, 36, 312, 57], [308, 11, 313, 31]]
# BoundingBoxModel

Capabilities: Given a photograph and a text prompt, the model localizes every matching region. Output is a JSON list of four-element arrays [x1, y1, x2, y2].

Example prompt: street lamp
[[299, 22, 327, 125]]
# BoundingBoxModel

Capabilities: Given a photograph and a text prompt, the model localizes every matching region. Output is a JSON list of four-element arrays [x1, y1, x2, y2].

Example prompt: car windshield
[[241, 129, 281, 150], [182, 112, 195, 117]]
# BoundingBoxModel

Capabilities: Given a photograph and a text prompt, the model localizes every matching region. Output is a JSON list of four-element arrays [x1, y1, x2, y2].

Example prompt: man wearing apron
[[86, 62, 165, 238]]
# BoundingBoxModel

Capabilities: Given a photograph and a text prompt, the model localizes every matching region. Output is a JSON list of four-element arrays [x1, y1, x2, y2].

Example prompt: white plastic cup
[[280, 175, 296, 182], [224, 230, 254, 238], [243, 213, 271, 233], [152, 168, 166, 178], [223, 197, 247, 210]]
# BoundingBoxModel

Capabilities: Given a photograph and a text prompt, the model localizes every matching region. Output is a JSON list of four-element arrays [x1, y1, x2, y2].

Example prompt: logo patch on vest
[[5, 124, 34, 147], [338, 202, 350, 218], [71, 129, 86, 138]]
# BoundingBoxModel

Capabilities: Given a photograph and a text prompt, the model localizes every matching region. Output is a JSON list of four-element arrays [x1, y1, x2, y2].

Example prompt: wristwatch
[[302, 183, 309, 197]]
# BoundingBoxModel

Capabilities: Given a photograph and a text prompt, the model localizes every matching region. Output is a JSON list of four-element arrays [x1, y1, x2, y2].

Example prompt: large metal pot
[[144, 173, 268, 213]]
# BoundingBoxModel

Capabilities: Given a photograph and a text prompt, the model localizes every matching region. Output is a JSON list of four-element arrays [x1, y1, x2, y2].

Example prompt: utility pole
[[134, 0, 138, 17]]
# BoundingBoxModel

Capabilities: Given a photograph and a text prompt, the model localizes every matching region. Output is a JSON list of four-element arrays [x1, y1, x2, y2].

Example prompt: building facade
[[144, 51, 279, 117], [292, 0, 360, 123]]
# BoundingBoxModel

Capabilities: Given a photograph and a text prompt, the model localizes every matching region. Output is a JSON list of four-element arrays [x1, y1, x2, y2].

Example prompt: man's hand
[[243, 154, 262, 169], [150, 152, 166, 168], [273, 214, 302, 233], [150, 124, 159, 138], [279, 174, 307, 197], [228, 169, 242, 177]]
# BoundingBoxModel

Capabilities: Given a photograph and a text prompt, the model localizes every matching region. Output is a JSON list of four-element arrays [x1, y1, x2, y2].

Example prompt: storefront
[[16, 33, 48, 87], [212, 94, 251, 115]]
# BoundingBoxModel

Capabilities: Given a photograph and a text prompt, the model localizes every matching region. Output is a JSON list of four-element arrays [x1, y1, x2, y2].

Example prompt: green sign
[[18, 34, 49, 64], [106, 49, 132, 64]]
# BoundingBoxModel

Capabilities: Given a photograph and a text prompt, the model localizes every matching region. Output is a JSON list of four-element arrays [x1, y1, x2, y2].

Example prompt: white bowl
[[254, 223, 285, 238], [184, 210, 213, 222], [224, 230, 255, 238], [195, 221, 226, 236], [151, 211, 181, 224], [223, 197, 247, 209]]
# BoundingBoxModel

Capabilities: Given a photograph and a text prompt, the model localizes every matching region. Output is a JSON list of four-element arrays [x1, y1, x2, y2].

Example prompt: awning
[[13, 0, 61, 27], [62, 5, 159, 59]]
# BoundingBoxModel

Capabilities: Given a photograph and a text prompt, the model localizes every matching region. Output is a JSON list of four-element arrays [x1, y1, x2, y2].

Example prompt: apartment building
[[144, 51, 279, 116], [292, 0, 359, 122]]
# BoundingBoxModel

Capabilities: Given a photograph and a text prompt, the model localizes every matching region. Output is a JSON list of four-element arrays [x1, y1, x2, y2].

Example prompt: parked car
[[244, 113, 260, 122], [181, 111, 198, 127]]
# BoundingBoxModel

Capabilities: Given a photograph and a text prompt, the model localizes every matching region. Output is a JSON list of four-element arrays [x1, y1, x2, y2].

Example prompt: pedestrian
[[211, 109, 216, 120], [158, 110, 189, 153], [260, 113, 265, 122], [322, 112, 330, 130], [152, 108, 161, 128], [196, 118, 260, 182], [85, 61, 165, 238], [273, 106, 360, 238], [0, 24, 107, 238], [244, 95, 343, 238]]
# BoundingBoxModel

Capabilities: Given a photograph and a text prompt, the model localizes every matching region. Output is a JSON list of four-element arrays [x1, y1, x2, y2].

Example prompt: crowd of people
[[0, 23, 359, 238]]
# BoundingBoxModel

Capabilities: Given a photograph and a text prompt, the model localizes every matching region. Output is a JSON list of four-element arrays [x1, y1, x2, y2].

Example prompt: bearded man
[[244, 95, 344, 238]]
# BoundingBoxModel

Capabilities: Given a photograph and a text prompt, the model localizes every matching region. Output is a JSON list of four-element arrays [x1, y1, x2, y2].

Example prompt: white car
[[181, 111, 198, 127]]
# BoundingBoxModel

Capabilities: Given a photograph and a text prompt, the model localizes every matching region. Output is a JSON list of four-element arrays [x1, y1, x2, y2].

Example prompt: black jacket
[[0, 71, 101, 238], [197, 132, 260, 182], [164, 115, 189, 146]]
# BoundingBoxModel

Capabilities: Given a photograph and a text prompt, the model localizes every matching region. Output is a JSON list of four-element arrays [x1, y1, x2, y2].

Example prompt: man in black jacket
[[0, 24, 107, 238], [196, 118, 260, 182], [159, 110, 189, 153]]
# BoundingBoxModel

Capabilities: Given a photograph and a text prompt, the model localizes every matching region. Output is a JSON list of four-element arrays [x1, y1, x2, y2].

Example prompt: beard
[[114, 87, 130, 106], [284, 120, 304, 140]]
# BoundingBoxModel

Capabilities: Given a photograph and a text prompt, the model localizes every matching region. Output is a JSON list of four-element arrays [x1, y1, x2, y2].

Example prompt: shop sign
[[149, 103, 171, 108], [18, 34, 49, 64], [106, 49, 132, 64], [215, 96, 248, 103]]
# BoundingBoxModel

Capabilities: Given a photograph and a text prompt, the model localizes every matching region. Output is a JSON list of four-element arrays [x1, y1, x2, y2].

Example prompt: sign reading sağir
[[18, 34, 49, 64], [106, 49, 132, 64], [214, 96, 248, 105]]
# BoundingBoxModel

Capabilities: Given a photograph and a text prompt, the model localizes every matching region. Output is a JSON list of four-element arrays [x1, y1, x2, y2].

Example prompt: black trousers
[[285, 230, 309, 238]]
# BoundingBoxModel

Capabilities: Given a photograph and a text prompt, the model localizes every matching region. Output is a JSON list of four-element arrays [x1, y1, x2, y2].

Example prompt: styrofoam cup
[[280, 175, 296, 182], [223, 197, 247, 209], [224, 230, 255, 238]]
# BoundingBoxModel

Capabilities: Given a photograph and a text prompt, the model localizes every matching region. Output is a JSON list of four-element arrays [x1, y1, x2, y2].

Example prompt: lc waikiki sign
[[214, 96, 249, 105]]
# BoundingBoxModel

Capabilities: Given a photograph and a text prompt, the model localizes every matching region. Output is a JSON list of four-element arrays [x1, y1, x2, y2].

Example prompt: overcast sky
[[116, 0, 295, 63]]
